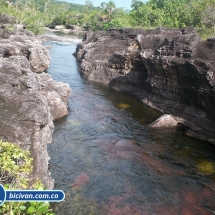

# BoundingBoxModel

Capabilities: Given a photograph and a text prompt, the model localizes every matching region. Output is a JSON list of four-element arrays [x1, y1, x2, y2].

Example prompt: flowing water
[[45, 39, 215, 215]]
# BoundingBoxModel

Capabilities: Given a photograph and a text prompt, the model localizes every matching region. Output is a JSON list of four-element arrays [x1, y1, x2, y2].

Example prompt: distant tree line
[[0, 0, 214, 39]]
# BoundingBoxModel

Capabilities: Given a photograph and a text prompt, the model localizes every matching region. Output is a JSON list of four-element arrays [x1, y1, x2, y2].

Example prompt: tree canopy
[[0, 0, 214, 38]]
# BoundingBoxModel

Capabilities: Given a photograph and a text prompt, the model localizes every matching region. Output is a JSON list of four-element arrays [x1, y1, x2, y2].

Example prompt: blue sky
[[59, 0, 133, 10]]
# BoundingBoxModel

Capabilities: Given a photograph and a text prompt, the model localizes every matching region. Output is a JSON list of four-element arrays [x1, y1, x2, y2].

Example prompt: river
[[44, 37, 215, 215]]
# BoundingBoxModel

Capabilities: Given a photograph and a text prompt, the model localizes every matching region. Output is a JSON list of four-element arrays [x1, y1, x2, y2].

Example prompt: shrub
[[0, 140, 55, 215], [0, 140, 32, 189]]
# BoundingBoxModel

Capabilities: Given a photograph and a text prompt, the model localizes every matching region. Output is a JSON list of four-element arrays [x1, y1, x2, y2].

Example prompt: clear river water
[[44, 36, 215, 215]]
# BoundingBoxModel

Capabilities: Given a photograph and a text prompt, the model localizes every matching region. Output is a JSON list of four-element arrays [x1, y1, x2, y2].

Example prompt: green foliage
[[197, 27, 215, 40], [104, 11, 132, 30], [131, 0, 144, 10], [5, 26, 14, 32], [130, 2, 164, 28], [129, 0, 215, 39], [1, 0, 214, 38], [0, 140, 33, 189], [0, 1, 50, 34], [0, 140, 55, 215], [199, 0, 215, 35], [130, 0, 201, 28], [24, 202, 54, 215], [0, 200, 55, 215]]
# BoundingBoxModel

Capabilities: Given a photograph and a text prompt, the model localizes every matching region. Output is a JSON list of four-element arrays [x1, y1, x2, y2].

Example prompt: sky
[[59, 0, 133, 10]]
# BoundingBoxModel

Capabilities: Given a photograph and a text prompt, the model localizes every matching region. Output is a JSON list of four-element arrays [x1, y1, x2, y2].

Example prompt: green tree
[[106, 0, 115, 18], [201, 0, 215, 34], [104, 10, 132, 30], [130, 2, 164, 28], [84, 0, 93, 11], [131, 0, 144, 10], [100, 2, 107, 10]]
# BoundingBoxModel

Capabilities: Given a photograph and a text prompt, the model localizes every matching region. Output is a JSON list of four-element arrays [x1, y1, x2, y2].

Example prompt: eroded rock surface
[[0, 15, 50, 72], [0, 15, 71, 188], [75, 28, 215, 144]]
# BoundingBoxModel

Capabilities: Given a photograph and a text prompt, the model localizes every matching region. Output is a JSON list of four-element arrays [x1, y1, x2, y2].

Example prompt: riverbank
[[0, 14, 71, 188], [75, 28, 215, 144]]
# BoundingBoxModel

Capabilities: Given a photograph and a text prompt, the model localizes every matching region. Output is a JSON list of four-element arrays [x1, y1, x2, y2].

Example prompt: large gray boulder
[[0, 16, 71, 188], [0, 19, 50, 72]]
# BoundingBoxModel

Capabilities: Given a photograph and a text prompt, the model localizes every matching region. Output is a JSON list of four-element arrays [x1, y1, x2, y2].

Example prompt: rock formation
[[0, 14, 71, 188], [75, 28, 215, 144]]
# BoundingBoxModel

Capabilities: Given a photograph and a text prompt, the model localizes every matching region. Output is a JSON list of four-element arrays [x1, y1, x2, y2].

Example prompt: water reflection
[[45, 41, 215, 215]]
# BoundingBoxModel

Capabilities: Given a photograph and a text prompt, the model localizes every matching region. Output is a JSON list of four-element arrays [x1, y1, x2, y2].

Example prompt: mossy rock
[[197, 161, 215, 175], [117, 103, 130, 109]]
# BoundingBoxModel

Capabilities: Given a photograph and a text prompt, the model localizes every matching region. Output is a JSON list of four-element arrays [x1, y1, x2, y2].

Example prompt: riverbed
[[45, 39, 215, 215]]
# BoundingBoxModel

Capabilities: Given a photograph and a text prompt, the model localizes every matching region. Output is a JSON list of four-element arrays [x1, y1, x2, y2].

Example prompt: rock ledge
[[0, 14, 71, 188], [75, 28, 215, 144]]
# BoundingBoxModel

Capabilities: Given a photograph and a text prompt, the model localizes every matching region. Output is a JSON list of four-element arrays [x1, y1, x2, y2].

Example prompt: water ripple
[[44, 41, 215, 215]]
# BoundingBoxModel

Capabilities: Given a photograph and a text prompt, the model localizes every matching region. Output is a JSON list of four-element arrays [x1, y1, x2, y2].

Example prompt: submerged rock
[[197, 161, 215, 175], [75, 28, 215, 144], [0, 16, 71, 188], [117, 103, 130, 109], [72, 172, 90, 190], [149, 114, 178, 128]]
